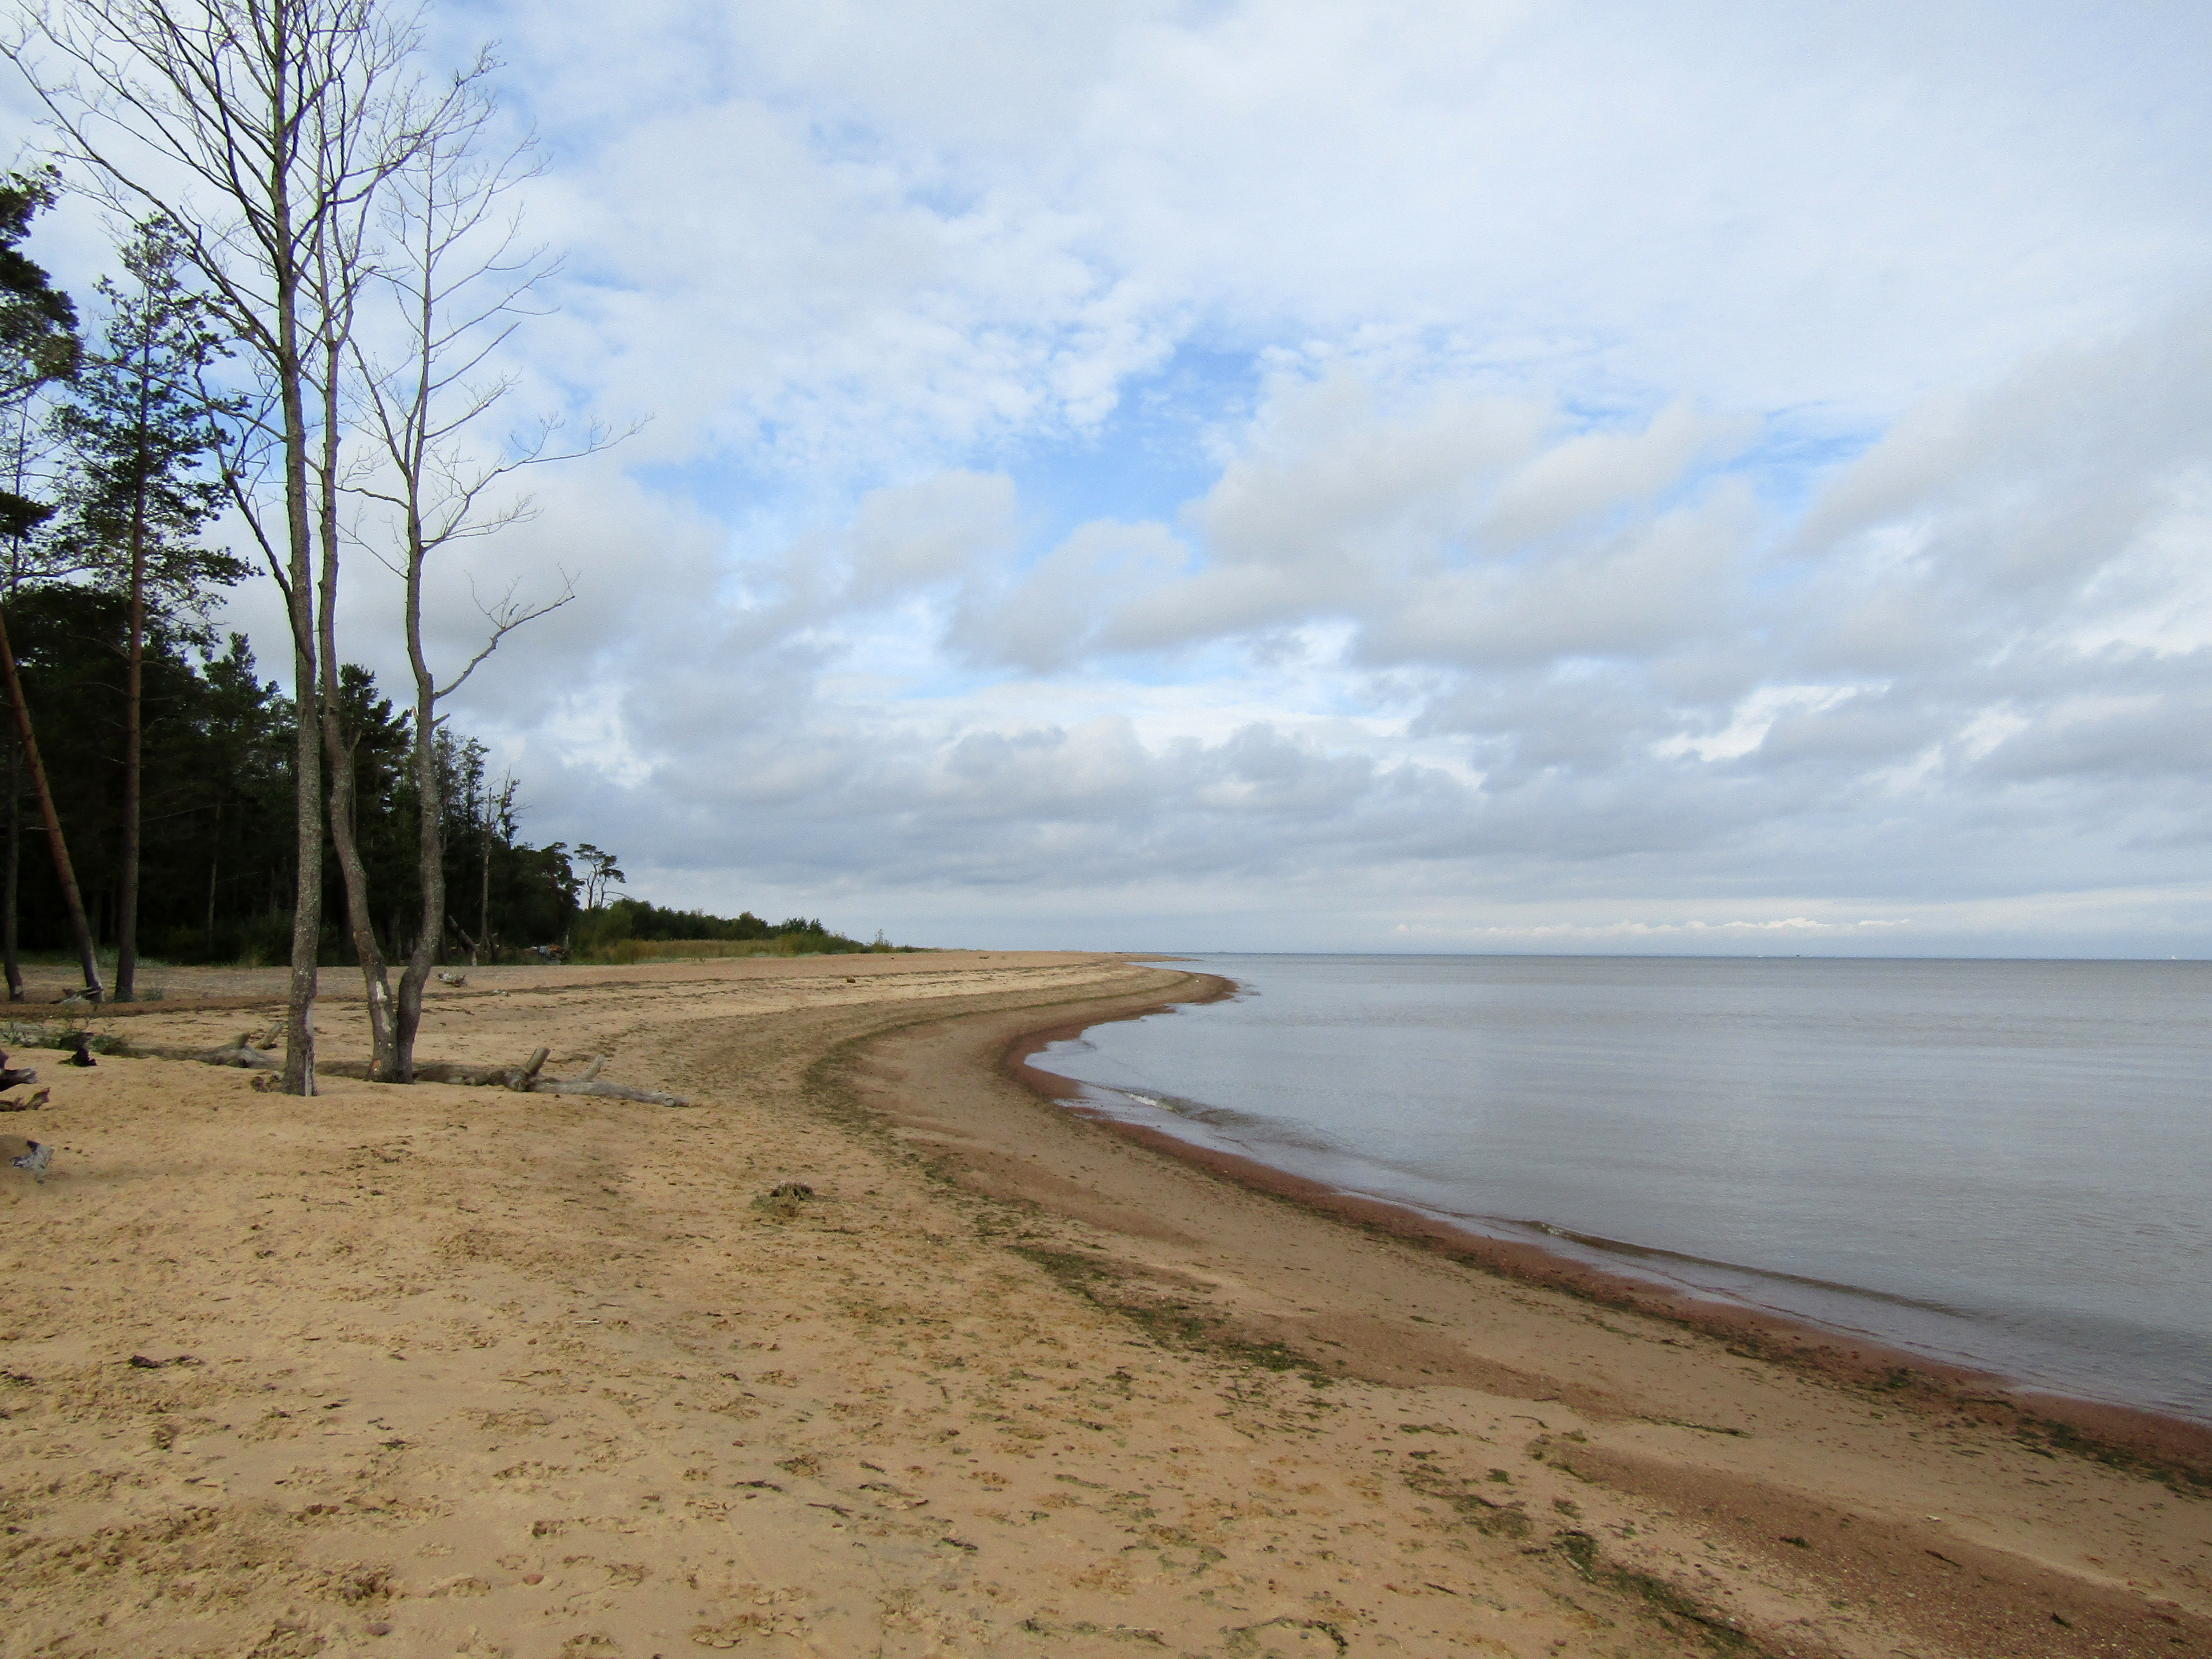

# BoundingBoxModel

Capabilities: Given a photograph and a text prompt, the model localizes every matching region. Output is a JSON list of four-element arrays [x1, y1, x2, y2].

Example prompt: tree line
[[572, 899, 885, 959], [1, 0, 611, 1090], [0, 587, 583, 976]]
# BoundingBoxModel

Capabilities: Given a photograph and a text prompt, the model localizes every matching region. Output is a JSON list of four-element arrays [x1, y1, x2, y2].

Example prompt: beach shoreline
[[3, 951, 2206, 1658], [1003, 972, 2212, 1480]]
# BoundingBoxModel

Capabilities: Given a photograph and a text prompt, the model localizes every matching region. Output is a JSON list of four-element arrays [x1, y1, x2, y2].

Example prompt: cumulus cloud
[[951, 518, 1188, 671], [9, 0, 2212, 951]]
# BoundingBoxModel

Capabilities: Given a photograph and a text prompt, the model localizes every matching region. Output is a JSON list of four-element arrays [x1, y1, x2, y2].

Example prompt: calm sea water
[[1032, 955, 2212, 1424]]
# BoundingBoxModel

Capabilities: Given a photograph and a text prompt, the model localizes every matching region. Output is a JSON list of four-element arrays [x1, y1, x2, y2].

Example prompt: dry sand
[[0, 952, 2206, 1659]]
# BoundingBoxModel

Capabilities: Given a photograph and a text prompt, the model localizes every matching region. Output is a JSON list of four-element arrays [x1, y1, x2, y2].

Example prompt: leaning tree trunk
[[320, 708, 396, 1073], [313, 348, 397, 1078], [0, 603, 104, 1000]]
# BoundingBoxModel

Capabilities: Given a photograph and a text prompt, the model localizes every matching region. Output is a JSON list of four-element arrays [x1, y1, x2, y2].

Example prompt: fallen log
[[527, 1077, 690, 1106], [109, 1035, 276, 1069], [308, 1057, 540, 1088], [406, 1058, 547, 1089], [203, 1042, 276, 1069], [87, 1036, 689, 1105]]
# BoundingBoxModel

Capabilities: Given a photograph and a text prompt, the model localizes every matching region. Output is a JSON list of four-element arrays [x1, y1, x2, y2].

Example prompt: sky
[[8, 0, 2212, 954]]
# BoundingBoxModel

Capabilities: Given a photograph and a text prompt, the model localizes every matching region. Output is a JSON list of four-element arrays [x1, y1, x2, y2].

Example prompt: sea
[[1030, 954, 2212, 1425]]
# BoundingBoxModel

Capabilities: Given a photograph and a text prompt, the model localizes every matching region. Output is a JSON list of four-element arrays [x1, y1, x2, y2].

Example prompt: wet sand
[[0, 953, 2206, 1658]]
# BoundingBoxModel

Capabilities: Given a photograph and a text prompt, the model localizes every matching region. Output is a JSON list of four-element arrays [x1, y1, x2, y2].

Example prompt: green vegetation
[[0, 592, 901, 970], [0, 599, 579, 968], [571, 899, 903, 963]]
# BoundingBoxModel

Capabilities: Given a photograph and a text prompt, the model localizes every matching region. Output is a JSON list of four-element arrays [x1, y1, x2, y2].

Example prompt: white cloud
[[1654, 685, 1865, 764], [10, 0, 2212, 951], [952, 518, 1188, 671]]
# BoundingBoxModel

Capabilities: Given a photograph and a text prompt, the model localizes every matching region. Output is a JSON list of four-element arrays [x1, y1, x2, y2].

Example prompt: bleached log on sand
[[103, 1037, 689, 1105], [111, 1035, 277, 1069], [527, 1076, 690, 1106]]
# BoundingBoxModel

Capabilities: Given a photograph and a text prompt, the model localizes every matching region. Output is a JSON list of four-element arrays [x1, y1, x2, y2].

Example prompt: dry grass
[[581, 936, 892, 965]]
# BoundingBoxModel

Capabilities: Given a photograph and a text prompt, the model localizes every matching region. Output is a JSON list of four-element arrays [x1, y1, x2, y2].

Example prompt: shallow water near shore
[[1034, 954, 2212, 1424]]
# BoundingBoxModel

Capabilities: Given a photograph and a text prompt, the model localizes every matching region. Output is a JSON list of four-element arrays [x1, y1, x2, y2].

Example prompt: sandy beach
[[1, 952, 2206, 1659]]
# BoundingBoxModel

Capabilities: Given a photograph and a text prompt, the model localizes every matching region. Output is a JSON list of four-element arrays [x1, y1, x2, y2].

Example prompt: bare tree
[[352, 100, 618, 1081], [303, 103, 396, 1073], [7, 0, 470, 1089]]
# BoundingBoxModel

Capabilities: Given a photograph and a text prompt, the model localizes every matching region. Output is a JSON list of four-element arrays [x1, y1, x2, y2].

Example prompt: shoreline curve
[[997, 972, 2212, 1484]]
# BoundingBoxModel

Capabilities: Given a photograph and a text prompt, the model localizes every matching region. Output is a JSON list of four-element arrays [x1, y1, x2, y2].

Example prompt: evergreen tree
[[0, 170, 100, 999], [0, 171, 79, 426], [48, 222, 246, 998]]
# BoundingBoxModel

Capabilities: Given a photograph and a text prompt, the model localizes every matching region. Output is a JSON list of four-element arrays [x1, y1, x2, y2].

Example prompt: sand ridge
[[0, 952, 2205, 1658]]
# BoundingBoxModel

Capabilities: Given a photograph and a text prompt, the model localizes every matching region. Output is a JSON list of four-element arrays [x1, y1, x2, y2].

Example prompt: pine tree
[[0, 171, 79, 423], [49, 222, 246, 999], [0, 170, 101, 1000]]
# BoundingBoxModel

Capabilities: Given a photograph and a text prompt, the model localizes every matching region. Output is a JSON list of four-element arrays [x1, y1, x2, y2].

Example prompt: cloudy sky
[[11, 0, 2212, 953]]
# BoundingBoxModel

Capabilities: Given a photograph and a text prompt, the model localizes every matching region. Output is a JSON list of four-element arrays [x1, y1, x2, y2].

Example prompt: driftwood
[[112, 1034, 277, 1069], [514, 1047, 550, 1090], [84, 1031, 687, 1106], [285, 1048, 685, 1105], [528, 1076, 687, 1104]]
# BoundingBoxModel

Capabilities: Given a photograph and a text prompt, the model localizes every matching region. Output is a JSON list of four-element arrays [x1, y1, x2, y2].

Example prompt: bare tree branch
[[435, 568, 576, 700]]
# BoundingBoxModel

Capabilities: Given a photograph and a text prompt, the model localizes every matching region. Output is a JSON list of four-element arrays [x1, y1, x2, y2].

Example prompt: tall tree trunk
[[204, 800, 219, 957], [390, 245, 441, 1082], [477, 803, 490, 966], [3, 724, 20, 1000], [115, 394, 150, 1002], [0, 603, 103, 999], [279, 295, 322, 1095], [4, 426, 25, 1004], [392, 658, 441, 1082]]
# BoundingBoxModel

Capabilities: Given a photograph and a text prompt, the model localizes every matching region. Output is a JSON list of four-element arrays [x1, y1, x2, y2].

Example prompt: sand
[[0, 952, 2206, 1659]]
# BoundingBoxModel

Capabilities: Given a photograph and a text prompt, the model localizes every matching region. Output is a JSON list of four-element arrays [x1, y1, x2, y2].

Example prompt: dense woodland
[[571, 899, 874, 958], [0, 173, 583, 976], [0, 589, 878, 968], [0, 589, 581, 968]]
